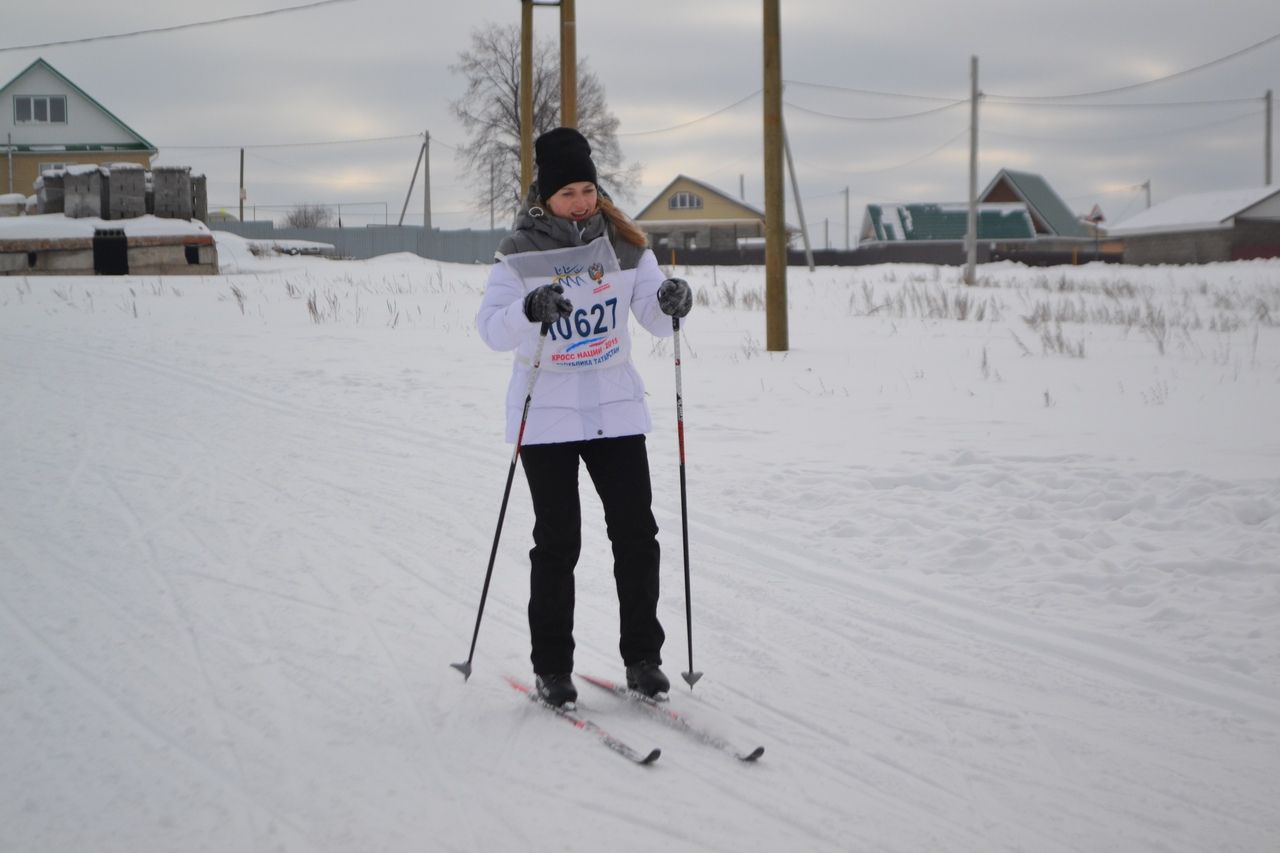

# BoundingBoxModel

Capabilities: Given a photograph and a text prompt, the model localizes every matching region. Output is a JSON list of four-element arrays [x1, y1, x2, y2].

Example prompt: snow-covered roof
[[1108, 186, 1280, 236], [0, 213, 210, 241]]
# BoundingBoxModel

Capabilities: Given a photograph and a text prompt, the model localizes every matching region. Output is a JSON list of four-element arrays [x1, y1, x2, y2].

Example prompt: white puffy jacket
[[476, 207, 675, 445]]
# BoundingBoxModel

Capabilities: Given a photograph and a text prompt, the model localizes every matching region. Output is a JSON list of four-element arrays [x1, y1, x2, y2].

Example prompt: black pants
[[520, 434, 665, 674]]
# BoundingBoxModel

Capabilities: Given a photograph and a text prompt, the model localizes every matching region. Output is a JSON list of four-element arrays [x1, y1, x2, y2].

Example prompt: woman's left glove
[[657, 278, 693, 318]]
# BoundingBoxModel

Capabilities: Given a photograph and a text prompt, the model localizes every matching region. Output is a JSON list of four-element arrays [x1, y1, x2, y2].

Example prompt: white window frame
[[14, 95, 68, 125], [668, 191, 703, 210]]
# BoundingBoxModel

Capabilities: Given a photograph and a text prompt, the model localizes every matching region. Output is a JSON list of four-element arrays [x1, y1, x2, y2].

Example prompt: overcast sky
[[3, 0, 1278, 241]]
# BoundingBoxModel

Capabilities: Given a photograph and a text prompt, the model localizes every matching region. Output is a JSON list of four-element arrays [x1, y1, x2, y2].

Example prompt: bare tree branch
[[450, 23, 641, 223]]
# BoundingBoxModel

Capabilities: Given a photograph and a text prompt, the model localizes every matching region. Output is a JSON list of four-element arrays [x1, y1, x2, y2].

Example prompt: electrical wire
[[986, 28, 1280, 100], [0, 0, 355, 52], [784, 99, 967, 123], [161, 132, 423, 151], [801, 127, 970, 177], [984, 95, 1263, 109], [784, 78, 961, 103], [616, 89, 761, 137], [984, 109, 1263, 143]]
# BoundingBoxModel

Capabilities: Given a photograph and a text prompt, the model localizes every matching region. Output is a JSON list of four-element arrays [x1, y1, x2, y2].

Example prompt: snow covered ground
[[2, 235, 1278, 852]]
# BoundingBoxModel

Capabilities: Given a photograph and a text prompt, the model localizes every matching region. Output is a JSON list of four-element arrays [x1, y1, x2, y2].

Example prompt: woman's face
[[546, 181, 598, 222]]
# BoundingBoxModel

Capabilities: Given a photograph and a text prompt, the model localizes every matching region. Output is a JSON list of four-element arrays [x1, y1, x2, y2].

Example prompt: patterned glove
[[523, 283, 573, 323], [657, 278, 693, 318]]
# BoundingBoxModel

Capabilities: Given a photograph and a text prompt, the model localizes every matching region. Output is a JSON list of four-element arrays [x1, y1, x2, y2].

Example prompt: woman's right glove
[[658, 278, 693, 318], [523, 283, 573, 323]]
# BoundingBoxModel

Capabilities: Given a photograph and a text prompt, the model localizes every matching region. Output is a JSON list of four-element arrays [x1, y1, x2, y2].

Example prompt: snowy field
[[2, 235, 1278, 852]]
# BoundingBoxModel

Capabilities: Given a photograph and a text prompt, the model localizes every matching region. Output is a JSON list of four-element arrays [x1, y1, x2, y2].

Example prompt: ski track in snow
[[2, 255, 1279, 852]]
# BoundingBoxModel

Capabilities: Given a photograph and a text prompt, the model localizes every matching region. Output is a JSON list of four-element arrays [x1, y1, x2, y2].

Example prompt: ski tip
[[450, 661, 472, 681], [681, 670, 703, 689], [739, 746, 765, 762]]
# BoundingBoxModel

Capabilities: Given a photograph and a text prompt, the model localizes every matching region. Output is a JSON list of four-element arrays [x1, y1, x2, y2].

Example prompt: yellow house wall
[[5, 152, 153, 197], [637, 177, 762, 223]]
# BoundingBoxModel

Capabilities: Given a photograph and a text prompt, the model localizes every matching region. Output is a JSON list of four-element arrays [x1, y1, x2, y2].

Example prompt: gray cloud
[[4, 0, 1277, 235]]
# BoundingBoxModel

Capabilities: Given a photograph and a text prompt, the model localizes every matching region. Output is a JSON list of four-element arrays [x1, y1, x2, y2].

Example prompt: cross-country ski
[[506, 676, 661, 766], [579, 674, 764, 762]]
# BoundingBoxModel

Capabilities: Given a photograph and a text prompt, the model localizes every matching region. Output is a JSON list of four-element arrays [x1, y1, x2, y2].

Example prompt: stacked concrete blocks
[[191, 174, 208, 223], [36, 170, 65, 214], [153, 166, 193, 220], [107, 163, 147, 220], [64, 165, 107, 219]]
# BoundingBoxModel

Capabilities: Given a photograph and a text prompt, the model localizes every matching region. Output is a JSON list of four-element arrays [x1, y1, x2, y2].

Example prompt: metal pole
[[1144, 179, 1151, 209], [520, 0, 535, 199], [560, 0, 577, 128], [965, 55, 979, 285], [239, 147, 245, 222], [1266, 89, 1273, 186], [423, 131, 432, 232], [672, 315, 702, 689], [844, 186, 850, 250], [452, 324, 552, 681], [782, 113, 815, 271], [762, 0, 788, 351], [398, 141, 425, 226]]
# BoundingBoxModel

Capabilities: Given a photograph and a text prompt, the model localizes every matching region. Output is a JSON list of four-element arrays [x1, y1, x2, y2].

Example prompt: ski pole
[[452, 322, 551, 681], [672, 316, 703, 688]]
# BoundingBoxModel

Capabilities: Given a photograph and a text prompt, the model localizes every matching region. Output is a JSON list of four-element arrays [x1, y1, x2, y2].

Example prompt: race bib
[[502, 237, 635, 372]]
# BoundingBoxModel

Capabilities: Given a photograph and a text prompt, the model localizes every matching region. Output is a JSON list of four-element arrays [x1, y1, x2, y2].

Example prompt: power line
[[617, 89, 761, 137], [987, 28, 1280, 100], [0, 0, 355, 52], [784, 78, 960, 103], [785, 99, 966, 123], [161, 132, 423, 151], [785, 30, 1280, 107], [984, 95, 1263, 110], [984, 109, 1263, 143], [799, 127, 970, 177]]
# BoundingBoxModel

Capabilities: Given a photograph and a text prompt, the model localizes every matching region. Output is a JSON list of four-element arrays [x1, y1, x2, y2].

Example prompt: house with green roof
[[979, 168, 1089, 238], [859, 202, 1036, 244], [1, 57, 157, 196]]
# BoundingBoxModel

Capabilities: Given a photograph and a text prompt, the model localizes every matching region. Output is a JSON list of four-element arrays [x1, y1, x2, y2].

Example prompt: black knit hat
[[535, 127, 598, 201]]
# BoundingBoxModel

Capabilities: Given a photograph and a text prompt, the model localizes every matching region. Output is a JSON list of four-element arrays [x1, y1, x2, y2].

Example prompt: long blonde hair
[[598, 195, 649, 248]]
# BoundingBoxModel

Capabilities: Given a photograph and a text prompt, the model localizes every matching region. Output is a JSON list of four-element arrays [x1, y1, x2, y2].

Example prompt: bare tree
[[450, 22, 641, 222], [284, 204, 335, 228]]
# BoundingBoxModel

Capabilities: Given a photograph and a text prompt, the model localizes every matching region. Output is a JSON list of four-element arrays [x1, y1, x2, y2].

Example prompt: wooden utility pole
[[239, 147, 245, 222], [762, 0, 788, 351], [560, 0, 577, 127], [520, 0, 535, 197], [965, 55, 979, 285]]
